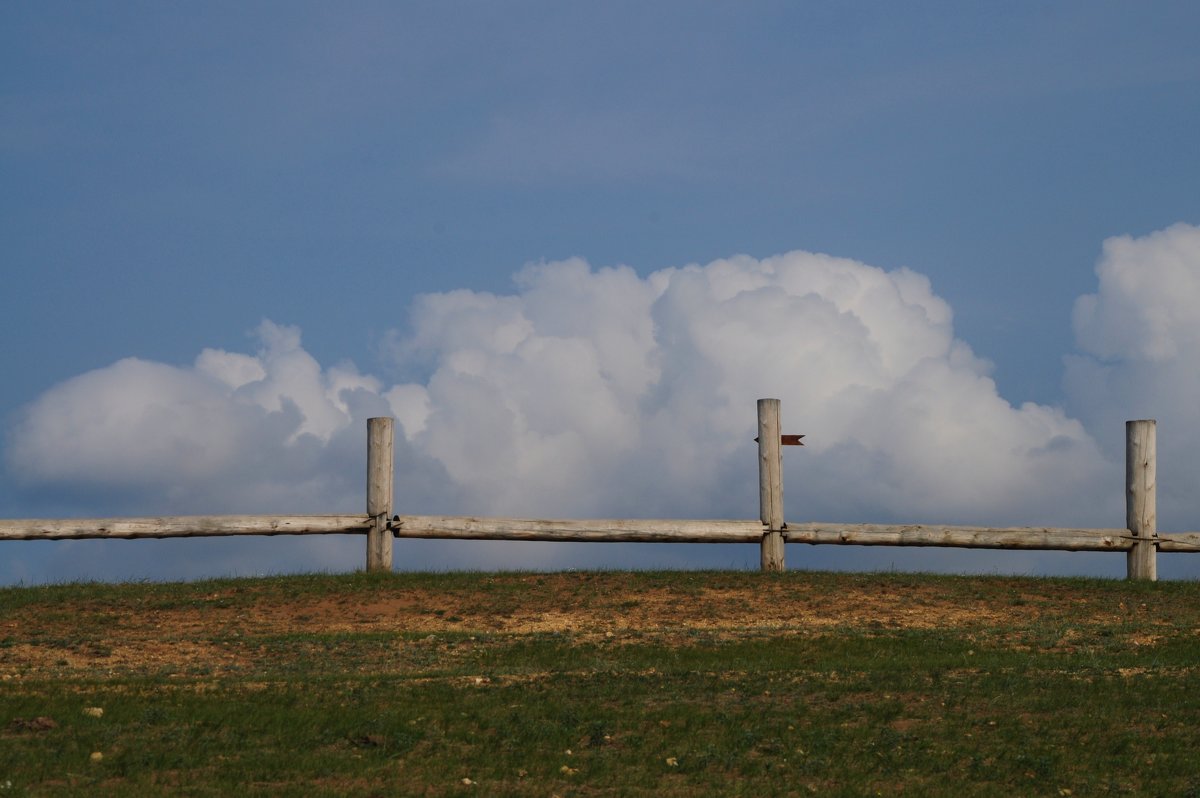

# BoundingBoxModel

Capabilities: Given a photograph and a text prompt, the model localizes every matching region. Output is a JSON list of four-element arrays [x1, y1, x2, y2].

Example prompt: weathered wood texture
[[1156, 533, 1200, 553], [758, 398, 786, 571], [0, 515, 372, 541], [8, 513, 1200, 553], [391, 516, 767, 543], [1126, 419, 1157, 580], [784, 523, 1134, 551], [366, 417, 395, 573]]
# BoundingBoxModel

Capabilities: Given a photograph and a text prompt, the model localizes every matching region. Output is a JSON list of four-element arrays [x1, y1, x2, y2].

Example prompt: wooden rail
[[0, 514, 1172, 553], [783, 523, 1132, 551], [0, 515, 371, 540], [391, 516, 765, 543], [0, 402, 1189, 580]]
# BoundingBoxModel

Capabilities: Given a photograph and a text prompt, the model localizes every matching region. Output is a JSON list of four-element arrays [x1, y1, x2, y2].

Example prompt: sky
[[3, 1, 1200, 584]]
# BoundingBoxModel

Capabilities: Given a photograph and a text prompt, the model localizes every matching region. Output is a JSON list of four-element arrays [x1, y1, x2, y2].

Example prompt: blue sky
[[4, 2, 1200, 583]]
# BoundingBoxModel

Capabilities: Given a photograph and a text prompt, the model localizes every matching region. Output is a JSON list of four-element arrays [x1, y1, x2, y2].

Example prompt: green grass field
[[2, 570, 1200, 796]]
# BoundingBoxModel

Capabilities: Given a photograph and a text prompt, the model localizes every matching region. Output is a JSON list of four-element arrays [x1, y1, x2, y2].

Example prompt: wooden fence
[[1, 401, 1194, 580]]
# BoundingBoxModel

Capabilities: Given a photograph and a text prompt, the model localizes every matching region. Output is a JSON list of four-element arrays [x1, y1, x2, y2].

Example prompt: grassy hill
[[3, 570, 1200, 796]]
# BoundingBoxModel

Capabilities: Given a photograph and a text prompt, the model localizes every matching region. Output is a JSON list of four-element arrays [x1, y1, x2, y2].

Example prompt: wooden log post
[[1126, 419, 1157, 581], [366, 417, 395, 573], [758, 398, 786, 572]]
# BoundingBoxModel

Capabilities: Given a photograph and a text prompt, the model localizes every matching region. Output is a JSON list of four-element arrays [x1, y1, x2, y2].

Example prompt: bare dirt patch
[[0, 573, 1139, 681]]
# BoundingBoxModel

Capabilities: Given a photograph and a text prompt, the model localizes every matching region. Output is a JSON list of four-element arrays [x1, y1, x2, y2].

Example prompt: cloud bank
[[7, 223, 1200, 582], [1066, 222, 1200, 527]]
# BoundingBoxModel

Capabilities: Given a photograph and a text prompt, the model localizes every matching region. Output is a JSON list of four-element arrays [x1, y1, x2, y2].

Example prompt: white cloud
[[1066, 222, 1200, 528], [24, 233, 1200, 583], [1072, 223, 1200, 362], [4, 321, 381, 517], [195, 348, 265, 390], [390, 250, 1108, 526], [7, 356, 253, 490]]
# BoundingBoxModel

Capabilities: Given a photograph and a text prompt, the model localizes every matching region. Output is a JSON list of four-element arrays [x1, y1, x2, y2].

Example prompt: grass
[[2, 570, 1200, 795]]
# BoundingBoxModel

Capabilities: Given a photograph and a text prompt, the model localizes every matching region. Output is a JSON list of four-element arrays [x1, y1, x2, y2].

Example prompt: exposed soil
[[0, 573, 1160, 682]]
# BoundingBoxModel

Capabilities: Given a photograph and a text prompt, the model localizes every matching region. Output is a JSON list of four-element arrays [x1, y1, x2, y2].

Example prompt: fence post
[[366, 417, 395, 573], [1126, 419, 1157, 581], [758, 398, 786, 572]]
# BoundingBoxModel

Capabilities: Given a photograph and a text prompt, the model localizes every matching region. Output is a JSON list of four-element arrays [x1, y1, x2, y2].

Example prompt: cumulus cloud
[[1066, 222, 1200, 530], [5, 321, 396, 516], [1072, 223, 1200, 363], [389, 252, 1108, 526], [25, 232, 1200, 582]]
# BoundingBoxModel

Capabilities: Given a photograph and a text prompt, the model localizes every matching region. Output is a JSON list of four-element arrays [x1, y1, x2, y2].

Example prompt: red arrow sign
[[754, 435, 805, 446]]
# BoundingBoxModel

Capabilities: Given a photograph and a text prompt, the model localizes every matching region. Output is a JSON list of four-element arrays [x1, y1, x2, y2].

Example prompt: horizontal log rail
[[390, 516, 766, 543], [0, 515, 372, 541], [784, 523, 1133, 551], [7, 513, 1199, 556], [1157, 533, 1200, 552]]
